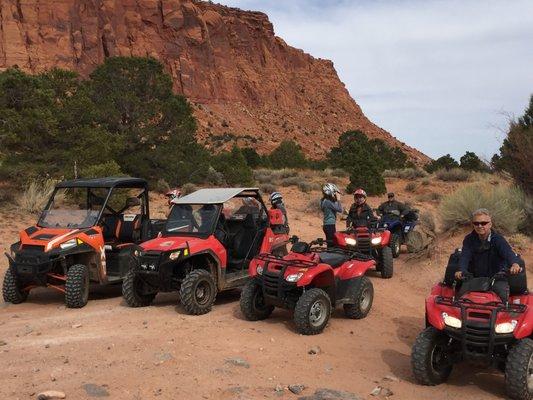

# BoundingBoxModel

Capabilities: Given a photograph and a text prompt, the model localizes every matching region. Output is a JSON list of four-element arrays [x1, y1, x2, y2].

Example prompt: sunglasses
[[387, 196, 394, 199], [472, 221, 490, 227]]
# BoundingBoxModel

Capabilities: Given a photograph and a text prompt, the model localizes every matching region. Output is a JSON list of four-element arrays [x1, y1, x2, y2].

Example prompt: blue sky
[[215, 0, 533, 160]]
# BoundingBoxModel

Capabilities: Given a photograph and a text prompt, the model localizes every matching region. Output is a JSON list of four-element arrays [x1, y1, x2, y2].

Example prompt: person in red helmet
[[165, 188, 181, 207], [346, 188, 375, 228]]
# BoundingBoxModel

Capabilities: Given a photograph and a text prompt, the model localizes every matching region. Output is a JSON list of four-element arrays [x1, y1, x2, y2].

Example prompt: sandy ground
[[0, 180, 531, 400]]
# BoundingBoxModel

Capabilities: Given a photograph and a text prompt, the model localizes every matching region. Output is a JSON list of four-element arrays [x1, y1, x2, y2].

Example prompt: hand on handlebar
[[454, 271, 463, 280]]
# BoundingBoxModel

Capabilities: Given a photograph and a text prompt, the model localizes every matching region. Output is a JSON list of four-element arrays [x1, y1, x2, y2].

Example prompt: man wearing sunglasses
[[455, 208, 522, 280], [377, 192, 408, 218]]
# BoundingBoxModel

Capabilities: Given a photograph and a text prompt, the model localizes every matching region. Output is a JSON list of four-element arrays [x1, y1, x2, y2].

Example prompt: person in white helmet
[[269, 191, 288, 227], [320, 183, 342, 248]]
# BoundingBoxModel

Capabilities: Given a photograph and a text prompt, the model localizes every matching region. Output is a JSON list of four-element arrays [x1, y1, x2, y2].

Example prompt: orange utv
[[3, 177, 159, 308]]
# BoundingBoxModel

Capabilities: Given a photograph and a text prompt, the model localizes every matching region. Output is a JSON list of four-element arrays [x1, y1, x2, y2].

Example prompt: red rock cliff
[[0, 0, 429, 163]]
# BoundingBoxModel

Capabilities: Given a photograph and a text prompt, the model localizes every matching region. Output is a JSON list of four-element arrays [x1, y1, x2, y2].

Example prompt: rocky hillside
[[0, 0, 429, 164]]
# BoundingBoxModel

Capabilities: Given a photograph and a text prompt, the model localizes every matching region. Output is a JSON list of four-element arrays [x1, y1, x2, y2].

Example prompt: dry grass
[[259, 183, 277, 194], [181, 183, 198, 196], [405, 182, 418, 192], [383, 168, 428, 180], [440, 184, 526, 234], [416, 192, 442, 203], [17, 179, 59, 214], [253, 168, 347, 194], [435, 168, 471, 182]]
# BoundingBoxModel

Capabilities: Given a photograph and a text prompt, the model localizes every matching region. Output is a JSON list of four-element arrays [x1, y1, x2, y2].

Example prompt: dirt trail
[[0, 185, 531, 399]]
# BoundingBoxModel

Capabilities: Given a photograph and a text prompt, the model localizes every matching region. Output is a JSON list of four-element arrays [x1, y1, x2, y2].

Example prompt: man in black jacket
[[377, 192, 408, 219], [455, 208, 522, 279], [346, 188, 374, 228]]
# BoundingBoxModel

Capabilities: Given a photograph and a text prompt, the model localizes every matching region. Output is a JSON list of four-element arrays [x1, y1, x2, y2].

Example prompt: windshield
[[38, 187, 109, 229], [165, 204, 221, 236]]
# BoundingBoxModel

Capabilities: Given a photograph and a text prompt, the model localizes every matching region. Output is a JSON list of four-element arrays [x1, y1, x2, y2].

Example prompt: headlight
[[371, 237, 382, 245], [286, 273, 303, 282], [442, 312, 462, 328], [169, 250, 181, 260], [495, 320, 518, 334], [60, 239, 77, 250], [256, 265, 263, 275], [345, 238, 357, 246]]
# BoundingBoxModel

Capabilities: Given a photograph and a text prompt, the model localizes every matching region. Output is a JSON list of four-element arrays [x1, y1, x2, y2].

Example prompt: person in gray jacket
[[320, 183, 342, 248]]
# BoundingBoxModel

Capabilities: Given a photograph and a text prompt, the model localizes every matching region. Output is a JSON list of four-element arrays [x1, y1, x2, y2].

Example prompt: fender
[[426, 296, 445, 330], [335, 260, 375, 280], [296, 263, 334, 288], [514, 298, 533, 339], [378, 230, 391, 246]]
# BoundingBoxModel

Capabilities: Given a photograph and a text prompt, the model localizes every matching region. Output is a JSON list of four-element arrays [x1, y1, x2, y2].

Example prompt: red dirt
[[1, 180, 531, 399]]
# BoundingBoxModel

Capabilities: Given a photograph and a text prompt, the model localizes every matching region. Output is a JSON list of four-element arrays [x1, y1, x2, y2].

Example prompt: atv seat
[[319, 251, 350, 268]]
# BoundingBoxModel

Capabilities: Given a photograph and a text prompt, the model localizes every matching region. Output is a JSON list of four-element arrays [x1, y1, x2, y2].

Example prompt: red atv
[[3, 177, 159, 308], [122, 188, 289, 315], [240, 238, 376, 335], [411, 252, 531, 400], [333, 220, 394, 279]]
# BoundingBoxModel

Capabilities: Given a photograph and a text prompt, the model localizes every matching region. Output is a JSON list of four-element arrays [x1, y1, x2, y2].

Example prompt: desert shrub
[[435, 168, 471, 182], [421, 177, 431, 186], [346, 162, 386, 195], [280, 176, 301, 187], [305, 198, 322, 214], [405, 182, 418, 192], [259, 183, 277, 194], [0, 187, 14, 204], [181, 183, 197, 196], [298, 181, 313, 193], [152, 178, 170, 194], [277, 169, 299, 179], [440, 184, 526, 234], [417, 192, 442, 203], [253, 169, 275, 184], [242, 147, 262, 168], [205, 166, 225, 186], [425, 154, 459, 173], [329, 168, 349, 177], [383, 168, 428, 180], [18, 179, 58, 213], [420, 211, 436, 234]]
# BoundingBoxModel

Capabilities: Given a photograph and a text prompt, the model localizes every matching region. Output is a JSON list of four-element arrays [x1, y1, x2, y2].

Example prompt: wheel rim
[[252, 287, 267, 311], [527, 351, 533, 392], [309, 298, 328, 327], [430, 341, 450, 374], [195, 280, 212, 306], [360, 287, 371, 311]]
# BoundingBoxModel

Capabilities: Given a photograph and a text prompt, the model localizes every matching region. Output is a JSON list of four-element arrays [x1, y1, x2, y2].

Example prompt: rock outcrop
[[0, 0, 429, 163]]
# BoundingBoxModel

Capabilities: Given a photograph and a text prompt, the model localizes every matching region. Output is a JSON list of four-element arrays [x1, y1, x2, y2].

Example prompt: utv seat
[[113, 214, 141, 248], [229, 214, 257, 265], [319, 251, 350, 268]]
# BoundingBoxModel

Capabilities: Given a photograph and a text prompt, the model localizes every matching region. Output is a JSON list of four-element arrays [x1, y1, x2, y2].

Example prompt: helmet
[[269, 191, 283, 205], [165, 188, 181, 206], [353, 188, 367, 205], [322, 183, 340, 197], [353, 188, 367, 198]]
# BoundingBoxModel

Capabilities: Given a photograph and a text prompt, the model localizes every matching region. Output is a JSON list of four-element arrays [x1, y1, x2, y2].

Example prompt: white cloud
[[214, 0, 533, 159]]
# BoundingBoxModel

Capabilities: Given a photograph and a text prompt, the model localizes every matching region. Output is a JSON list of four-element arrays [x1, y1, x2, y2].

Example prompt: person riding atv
[[453, 208, 523, 281], [346, 188, 375, 229], [376, 192, 416, 257], [377, 192, 408, 219]]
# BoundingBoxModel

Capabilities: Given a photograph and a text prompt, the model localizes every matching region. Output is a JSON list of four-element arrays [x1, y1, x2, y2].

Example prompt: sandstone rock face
[[0, 0, 429, 163]]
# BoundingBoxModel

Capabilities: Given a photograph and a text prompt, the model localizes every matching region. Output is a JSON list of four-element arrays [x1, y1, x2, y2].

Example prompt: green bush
[[346, 162, 386, 196], [280, 176, 301, 187], [440, 184, 526, 234], [211, 146, 254, 186], [79, 160, 123, 179], [425, 154, 459, 173], [268, 140, 308, 169], [383, 168, 428, 180], [259, 183, 277, 194], [435, 168, 471, 182], [152, 179, 170, 194], [242, 147, 263, 169], [181, 183, 198, 196], [459, 151, 490, 172]]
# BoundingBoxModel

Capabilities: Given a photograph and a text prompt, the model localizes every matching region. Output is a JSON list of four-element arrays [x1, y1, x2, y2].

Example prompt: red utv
[[240, 238, 376, 335], [333, 220, 394, 279], [3, 177, 159, 308], [122, 188, 290, 315], [411, 251, 531, 400]]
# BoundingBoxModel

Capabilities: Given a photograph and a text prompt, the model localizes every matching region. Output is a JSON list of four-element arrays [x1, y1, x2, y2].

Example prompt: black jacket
[[346, 203, 374, 228], [378, 200, 408, 218], [458, 230, 520, 278]]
